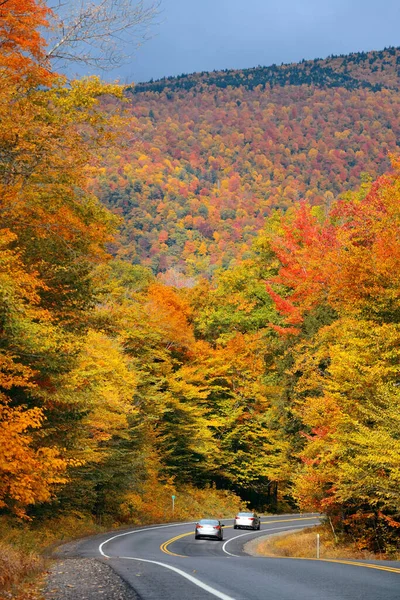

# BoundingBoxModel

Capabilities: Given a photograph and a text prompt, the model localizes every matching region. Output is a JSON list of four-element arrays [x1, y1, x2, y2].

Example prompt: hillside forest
[[95, 46, 400, 279], [0, 0, 399, 576]]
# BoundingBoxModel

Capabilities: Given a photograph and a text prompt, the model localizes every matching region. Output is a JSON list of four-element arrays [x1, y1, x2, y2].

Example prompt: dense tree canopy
[[1, 0, 399, 555], [261, 164, 400, 550]]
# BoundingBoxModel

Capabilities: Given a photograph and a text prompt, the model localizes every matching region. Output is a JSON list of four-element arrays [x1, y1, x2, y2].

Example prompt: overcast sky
[[117, 0, 400, 84], [67, 0, 400, 83]]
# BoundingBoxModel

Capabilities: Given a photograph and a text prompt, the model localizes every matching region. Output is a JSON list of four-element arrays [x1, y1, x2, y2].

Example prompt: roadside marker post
[[172, 494, 176, 514], [317, 533, 320, 559]]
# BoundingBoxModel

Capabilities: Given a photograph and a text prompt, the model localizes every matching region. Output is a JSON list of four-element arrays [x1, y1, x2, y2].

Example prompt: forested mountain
[[1, 7, 399, 592], [92, 47, 400, 277], [133, 46, 400, 93]]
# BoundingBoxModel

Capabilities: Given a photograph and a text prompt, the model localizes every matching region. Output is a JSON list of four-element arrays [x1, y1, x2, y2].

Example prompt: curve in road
[[69, 514, 400, 600]]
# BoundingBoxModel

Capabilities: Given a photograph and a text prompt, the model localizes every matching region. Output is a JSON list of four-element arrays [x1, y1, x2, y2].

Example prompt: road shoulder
[[43, 558, 140, 600]]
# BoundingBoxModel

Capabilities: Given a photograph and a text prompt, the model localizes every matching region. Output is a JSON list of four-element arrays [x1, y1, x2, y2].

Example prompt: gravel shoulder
[[42, 534, 141, 600], [43, 558, 140, 600]]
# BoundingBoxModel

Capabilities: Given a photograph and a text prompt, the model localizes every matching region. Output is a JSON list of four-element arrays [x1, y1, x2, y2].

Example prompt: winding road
[[65, 514, 400, 599]]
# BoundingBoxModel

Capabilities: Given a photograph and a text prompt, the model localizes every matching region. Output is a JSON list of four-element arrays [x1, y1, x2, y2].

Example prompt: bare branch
[[45, 0, 160, 72]]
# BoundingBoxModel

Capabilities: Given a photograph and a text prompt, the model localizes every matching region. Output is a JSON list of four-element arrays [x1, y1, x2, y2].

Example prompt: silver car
[[195, 519, 224, 540], [234, 511, 261, 530]]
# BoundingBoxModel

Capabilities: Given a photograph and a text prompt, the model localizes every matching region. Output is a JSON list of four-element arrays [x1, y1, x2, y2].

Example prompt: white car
[[195, 519, 224, 540], [234, 512, 261, 530]]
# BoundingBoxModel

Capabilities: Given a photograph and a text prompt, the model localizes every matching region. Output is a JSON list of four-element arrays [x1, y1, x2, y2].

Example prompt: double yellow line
[[160, 516, 316, 557], [159, 517, 400, 575], [160, 531, 192, 557]]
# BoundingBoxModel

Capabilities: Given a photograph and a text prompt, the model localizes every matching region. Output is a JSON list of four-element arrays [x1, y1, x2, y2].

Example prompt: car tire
[[195, 535, 200, 539], [234, 525, 238, 529]]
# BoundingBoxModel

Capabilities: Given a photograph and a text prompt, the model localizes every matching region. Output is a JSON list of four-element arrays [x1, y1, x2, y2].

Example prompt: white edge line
[[117, 555, 236, 600], [222, 523, 318, 557], [99, 523, 236, 600], [99, 521, 197, 557], [98, 517, 320, 600], [99, 515, 320, 556]]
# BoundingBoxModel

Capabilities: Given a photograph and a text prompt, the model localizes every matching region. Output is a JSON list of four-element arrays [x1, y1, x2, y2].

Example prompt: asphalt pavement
[[51, 514, 400, 600]]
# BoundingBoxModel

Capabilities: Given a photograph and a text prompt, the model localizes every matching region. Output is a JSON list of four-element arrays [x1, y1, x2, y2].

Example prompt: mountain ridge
[[131, 46, 400, 94]]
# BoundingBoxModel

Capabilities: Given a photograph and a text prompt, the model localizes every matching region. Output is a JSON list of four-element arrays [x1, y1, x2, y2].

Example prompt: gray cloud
[[103, 0, 400, 83]]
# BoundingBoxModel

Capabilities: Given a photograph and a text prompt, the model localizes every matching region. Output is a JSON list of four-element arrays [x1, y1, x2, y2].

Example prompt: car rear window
[[199, 519, 219, 525], [238, 512, 254, 517]]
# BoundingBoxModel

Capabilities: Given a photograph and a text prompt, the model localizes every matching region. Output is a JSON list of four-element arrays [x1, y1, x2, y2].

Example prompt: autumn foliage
[[87, 47, 400, 277], [263, 163, 400, 552], [0, 0, 124, 518], [0, 0, 51, 81], [1, 3, 400, 590]]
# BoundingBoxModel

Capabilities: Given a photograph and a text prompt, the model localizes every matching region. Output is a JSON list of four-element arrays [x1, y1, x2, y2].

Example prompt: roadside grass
[[0, 540, 44, 598], [0, 513, 103, 600], [255, 525, 399, 561]]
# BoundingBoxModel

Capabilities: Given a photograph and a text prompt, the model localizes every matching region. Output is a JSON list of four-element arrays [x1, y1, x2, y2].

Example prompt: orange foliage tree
[[0, 0, 126, 516]]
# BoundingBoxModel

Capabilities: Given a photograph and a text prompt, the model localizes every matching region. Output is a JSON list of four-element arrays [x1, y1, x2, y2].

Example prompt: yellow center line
[[159, 517, 400, 574], [159, 516, 319, 556], [319, 558, 400, 574], [256, 518, 400, 574], [160, 532, 191, 557], [263, 554, 400, 574]]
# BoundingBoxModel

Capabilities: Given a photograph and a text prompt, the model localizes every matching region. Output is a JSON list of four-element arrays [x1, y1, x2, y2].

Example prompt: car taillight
[[214, 525, 221, 529], [235, 516, 239, 519], [249, 518, 254, 521], [197, 525, 203, 528]]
